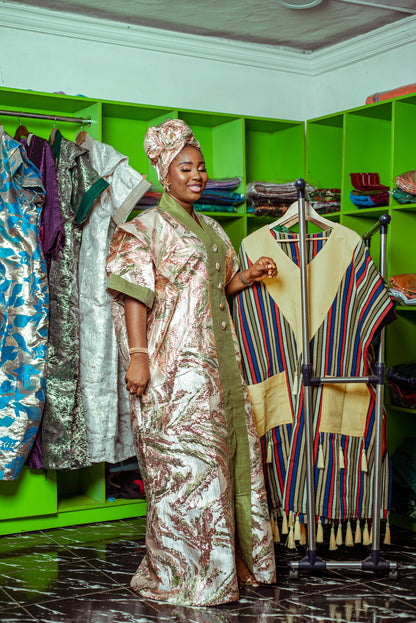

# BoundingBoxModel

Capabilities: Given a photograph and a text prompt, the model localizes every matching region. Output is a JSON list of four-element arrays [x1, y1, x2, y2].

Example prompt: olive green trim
[[76, 177, 109, 225], [107, 273, 154, 308], [159, 192, 253, 569]]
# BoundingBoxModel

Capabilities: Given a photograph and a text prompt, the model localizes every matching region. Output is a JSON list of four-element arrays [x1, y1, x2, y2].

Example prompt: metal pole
[[370, 214, 390, 561], [295, 178, 317, 560], [0, 109, 92, 125]]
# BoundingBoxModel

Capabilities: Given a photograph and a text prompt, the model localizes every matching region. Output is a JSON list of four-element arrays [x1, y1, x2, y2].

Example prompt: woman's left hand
[[246, 256, 277, 283]]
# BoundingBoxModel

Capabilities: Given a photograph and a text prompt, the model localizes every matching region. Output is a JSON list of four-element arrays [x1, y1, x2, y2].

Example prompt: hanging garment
[[233, 223, 395, 531], [0, 127, 48, 480], [41, 130, 109, 470], [77, 133, 151, 464], [106, 193, 276, 606], [19, 134, 64, 268], [19, 134, 64, 470]]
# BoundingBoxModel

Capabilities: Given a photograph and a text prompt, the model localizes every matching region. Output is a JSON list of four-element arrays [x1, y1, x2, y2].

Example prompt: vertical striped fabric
[[233, 228, 394, 525]]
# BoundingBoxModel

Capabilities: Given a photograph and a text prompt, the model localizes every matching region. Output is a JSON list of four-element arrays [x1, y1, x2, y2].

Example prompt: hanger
[[268, 199, 335, 240], [50, 118, 58, 146], [14, 123, 30, 141], [75, 130, 88, 146]]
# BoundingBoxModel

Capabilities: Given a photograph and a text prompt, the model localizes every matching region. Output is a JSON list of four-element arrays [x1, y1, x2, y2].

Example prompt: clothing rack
[[288, 178, 398, 580], [0, 109, 92, 125]]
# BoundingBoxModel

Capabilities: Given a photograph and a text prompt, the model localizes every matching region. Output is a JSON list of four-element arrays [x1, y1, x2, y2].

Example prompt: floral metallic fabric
[[41, 130, 108, 470], [78, 133, 151, 463], [106, 193, 276, 606], [0, 127, 48, 480]]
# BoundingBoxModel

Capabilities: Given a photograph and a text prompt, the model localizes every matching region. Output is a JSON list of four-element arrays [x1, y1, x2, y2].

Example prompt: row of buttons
[[212, 243, 227, 330]]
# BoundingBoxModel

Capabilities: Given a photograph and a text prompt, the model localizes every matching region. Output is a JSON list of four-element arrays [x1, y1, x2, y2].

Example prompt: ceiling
[[8, 0, 416, 52]]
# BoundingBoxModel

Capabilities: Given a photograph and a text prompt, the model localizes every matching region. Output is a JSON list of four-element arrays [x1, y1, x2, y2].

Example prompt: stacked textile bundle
[[392, 169, 416, 204], [389, 273, 416, 306], [308, 188, 341, 214], [349, 172, 389, 208], [387, 363, 416, 409], [246, 181, 314, 216], [194, 177, 244, 213], [135, 187, 162, 209]]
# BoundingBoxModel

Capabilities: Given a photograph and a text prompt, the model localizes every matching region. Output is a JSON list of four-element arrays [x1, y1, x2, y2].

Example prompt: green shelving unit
[[0, 86, 305, 535], [307, 94, 416, 532]]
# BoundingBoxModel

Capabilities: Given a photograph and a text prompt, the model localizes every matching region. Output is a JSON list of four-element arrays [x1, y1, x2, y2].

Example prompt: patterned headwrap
[[143, 118, 201, 187]]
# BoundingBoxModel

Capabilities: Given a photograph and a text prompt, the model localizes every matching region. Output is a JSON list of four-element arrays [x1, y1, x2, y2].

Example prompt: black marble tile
[[0, 519, 416, 623], [0, 555, 121, 608]]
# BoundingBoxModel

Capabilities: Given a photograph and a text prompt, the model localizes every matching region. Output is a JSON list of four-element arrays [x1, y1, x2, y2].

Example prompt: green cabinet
[[0, 86, 304, 534]]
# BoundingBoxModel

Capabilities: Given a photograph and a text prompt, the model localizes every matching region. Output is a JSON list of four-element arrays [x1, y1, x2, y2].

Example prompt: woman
[[106, 119, 277, 607]]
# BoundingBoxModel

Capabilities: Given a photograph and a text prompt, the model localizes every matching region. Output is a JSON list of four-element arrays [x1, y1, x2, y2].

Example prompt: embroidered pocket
[[319, 382, 371, 438], [247, 371, 293, 438]]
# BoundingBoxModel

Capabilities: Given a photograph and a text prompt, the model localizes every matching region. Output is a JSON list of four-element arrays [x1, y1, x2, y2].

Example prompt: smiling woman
[[105, 118, 277, 606]]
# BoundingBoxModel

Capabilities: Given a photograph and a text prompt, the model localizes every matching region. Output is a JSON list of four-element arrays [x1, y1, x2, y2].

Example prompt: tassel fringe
[[294, 515, 301, 541], [266, 439, 272, 463], [316, 519, 324, 543], [300, 522, 307, 545], [338, 440, 345, 469], [384, 519, 391, 545], [354, 519, 362, 544], [329, 524, 337, 550], [361, 446, 368, 472], [317, 442, 325, 470], [345, 520, 354, 546], [336, 522, 343, 546], [362, 521, 371, 545], [282, 512, 288, 535]]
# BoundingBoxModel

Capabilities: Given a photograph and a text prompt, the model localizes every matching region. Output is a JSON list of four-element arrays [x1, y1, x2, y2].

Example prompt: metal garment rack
[[0, 109, 92, 125], [288, 178, 398, 580]]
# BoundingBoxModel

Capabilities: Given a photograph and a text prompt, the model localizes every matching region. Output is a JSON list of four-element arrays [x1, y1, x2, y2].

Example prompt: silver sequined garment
[[106, 193, 276, 606], [78, 134, 150, 463], [41, 130, 108, 470]]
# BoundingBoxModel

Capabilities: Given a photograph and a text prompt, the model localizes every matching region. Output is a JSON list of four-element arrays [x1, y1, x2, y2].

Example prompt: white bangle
[[129, 346, 148, 355]]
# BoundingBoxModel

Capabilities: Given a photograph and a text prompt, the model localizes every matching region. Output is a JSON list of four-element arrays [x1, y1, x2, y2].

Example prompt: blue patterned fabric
[[0, 127, 48, 480]]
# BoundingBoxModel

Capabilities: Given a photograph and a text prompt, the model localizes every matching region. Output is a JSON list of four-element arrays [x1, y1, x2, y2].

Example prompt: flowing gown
[[0, 127, 48, 480], [106, 193, 276, 606]]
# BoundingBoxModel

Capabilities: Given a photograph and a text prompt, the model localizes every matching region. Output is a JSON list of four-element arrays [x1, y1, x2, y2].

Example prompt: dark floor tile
[[0, 555, 121, 608], [1, 606, 37, 622]]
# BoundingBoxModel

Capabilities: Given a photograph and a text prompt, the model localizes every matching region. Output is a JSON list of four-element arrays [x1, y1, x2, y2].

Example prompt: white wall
[[0, 4, 312, 121], [1, 3, 416, 121]]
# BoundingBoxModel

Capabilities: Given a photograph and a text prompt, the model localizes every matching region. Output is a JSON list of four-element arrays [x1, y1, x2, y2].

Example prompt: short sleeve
[[106, 222, 155, 309], [354, 240, 395, 359], [110, 160, 151, 225]]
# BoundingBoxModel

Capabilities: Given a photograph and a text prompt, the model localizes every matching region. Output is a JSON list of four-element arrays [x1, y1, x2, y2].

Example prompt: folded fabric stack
[[387, 363, 416, 409], [392, 169, 416, 204], [135, 188, 162, 209], [389, 273, 416, 306], [308, 188, 341, 214], [350, 172, 389, 208], [391, 438, 416, 520], [194, 177, 244, 213], [246, 181, 314, 216]]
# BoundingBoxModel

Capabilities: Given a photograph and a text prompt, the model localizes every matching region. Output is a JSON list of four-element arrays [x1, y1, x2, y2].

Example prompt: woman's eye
[[180, 167, 191, 172]]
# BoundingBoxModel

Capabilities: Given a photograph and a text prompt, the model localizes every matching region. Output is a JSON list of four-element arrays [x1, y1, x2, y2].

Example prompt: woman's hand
[[245, 256, 277, 284], [125, 353, 150, 397], [225, 256, 277, 297]]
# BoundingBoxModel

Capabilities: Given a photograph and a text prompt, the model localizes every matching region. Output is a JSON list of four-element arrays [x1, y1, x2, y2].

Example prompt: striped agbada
[[233, 223, 395, 545]]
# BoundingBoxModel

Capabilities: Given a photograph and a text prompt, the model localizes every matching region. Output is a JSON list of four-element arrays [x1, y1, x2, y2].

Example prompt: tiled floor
[[1, 518, 416, 622]]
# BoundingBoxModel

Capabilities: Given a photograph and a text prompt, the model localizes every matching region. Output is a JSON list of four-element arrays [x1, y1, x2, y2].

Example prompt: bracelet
[[238, 271, 253, 287], [129, 346, 148, 355]]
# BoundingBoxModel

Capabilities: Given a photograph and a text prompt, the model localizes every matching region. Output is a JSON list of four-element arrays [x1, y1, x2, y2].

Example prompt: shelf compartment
[[245, 117, 304, 186], [343, 104, 392, 213], [0, 468, 57, 521], [306, 113, 344, 191]]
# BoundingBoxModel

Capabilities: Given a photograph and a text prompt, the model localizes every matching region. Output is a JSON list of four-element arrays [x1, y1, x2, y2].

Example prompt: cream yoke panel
[[243, 224, 362, 354]]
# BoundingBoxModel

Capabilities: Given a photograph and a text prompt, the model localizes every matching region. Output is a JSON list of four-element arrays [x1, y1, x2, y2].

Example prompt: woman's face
[[165, 145, 208, 210]]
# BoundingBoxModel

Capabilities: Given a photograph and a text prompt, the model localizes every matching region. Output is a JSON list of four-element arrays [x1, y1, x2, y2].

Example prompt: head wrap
[[143, 119, 201, 187]]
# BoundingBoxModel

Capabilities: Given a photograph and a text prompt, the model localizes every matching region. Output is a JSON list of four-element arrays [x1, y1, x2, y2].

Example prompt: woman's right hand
[[125, 353, 150, 397]]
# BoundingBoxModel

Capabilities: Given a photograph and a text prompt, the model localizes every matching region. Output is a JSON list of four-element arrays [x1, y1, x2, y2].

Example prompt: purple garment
[[21, 135, 63, 470], [21, 135, 65, 268]]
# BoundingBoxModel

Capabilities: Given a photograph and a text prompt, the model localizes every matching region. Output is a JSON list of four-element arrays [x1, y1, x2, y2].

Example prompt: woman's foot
[[235, 553, 259, 588]]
